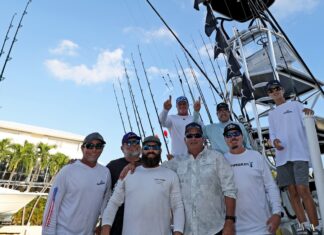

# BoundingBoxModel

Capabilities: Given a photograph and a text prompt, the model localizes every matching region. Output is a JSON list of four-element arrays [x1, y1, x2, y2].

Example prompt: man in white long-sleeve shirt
[[42, 132, 111, 235], [159, 95, 195, 157], [223, 123, 282, 235], [101, 135, 185, 235]]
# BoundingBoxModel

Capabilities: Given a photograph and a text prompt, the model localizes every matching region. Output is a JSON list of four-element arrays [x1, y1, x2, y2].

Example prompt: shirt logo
[[96, 180, 105, 185], [231, 162, 253, 168], [283, 109, 293, 114], [154, 178, 166, 184]]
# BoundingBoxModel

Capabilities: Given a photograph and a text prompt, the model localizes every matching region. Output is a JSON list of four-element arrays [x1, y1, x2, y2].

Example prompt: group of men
[[41, 80, 321, 235]]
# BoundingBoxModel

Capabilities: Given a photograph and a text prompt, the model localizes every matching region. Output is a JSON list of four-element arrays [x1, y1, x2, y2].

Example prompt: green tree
[[0, 138, 13, 179], [48, 152, 69, 177]]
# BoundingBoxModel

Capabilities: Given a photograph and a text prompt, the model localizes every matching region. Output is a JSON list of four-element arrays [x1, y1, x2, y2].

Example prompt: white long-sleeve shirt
[[102, 166, 185, 235], [42, 160, 111, 235], [268, 101, 311, 166], [159, 109, 194, 156], [162, 148, 237, 235], [224, 149, 282, 235]]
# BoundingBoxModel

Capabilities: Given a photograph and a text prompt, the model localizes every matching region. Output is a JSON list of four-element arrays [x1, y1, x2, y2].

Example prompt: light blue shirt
[[193, 111, 252, 154]]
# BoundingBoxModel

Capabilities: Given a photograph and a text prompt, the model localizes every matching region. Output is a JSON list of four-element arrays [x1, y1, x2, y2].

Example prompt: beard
[[142, 152, 161, 168], [124, 149, 141, 158]]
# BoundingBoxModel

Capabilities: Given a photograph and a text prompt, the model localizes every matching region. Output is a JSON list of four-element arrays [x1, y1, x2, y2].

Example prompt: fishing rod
[[138, 45, 170, 155], [182, 50, 213, 124], [0, 0, 32, 81], [123, 61, 146, 138], [206, 35, 229, 100], [131, 53, 155, 136], [176, 56, 195, 104], [173, 62, 186, 97], [161, 74, 172, 91], [166, 73, 175, 88], [0, 14, 16, 59], [146, 0, 222, 99], [112, 83, 127, 134], [118, 77, 133, 132], [172, 62, 192, 115], [191, 37, 219, 105]]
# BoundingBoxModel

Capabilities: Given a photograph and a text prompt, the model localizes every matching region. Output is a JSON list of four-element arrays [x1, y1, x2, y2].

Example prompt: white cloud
[[147, 66, 170, 76], [271, 0, 319, 18], [123, 26, 176, 43], [198, 43, 213, 58], [49, 40, 79, 56], [44, 48, 124, 85]]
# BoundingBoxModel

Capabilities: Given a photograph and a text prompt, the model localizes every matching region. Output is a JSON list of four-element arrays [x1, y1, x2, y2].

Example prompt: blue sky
[[0, 0, 323, 164]]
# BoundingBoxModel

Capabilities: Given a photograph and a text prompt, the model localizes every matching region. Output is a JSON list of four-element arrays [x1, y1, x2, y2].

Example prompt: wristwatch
[[225, 215, 236, 223]]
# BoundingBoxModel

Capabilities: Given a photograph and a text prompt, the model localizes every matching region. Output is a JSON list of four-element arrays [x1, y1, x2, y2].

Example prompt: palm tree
[[48, 152, 69, 178], [0, 138, 13, 179]]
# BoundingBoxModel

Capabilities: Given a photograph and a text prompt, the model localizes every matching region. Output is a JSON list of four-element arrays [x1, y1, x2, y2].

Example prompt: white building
[[0, 120, 84, 159]]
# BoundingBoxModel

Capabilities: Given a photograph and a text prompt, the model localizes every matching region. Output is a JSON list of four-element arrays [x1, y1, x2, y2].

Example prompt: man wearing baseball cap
[[193, 100, 252, 154], [159, 95, 201, 157], [106, 132, 142, 235], [101, 135, 185, 235], [223, 123, 282, 235], [266, 80, 320, 234], [42, 132, 111, 235]]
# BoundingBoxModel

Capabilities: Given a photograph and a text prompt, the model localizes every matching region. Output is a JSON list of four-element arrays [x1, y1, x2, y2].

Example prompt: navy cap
[[176, 96, 188, 104], [185, 122, 203, 134], [217, 102, 229, 111], [266, 80, 282, 91], [223, 123, 242, 136], [143, 135, 161, 146], [122, 132, 141, 144], [83, 132, 106, 144]]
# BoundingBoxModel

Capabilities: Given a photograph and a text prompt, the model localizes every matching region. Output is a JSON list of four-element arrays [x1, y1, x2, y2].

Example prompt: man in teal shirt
[[194, 102, 252, 154]]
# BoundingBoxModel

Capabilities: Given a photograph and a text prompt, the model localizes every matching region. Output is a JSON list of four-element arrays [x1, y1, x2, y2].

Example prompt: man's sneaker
[[296, 227, 311, 235], [310, 229, 322, 235]]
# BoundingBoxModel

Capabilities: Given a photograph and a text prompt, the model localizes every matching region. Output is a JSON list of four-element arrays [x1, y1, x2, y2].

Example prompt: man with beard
[[193, 101, 252, 154], [223, 123, 282, 235], [106, 132, 142, 235], [101, 136, 185, 235], [163, 122, 237, 235], [159, 95, 197, 157]]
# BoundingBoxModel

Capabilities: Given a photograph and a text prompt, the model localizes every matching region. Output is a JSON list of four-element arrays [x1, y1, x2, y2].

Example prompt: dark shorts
[[277, 161, 309, 187]]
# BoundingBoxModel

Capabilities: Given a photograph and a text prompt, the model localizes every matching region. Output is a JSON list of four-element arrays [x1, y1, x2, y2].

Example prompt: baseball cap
[[266, 80, 282, 91], [83, 132, 106, 144], [223, 123, 242, 136], [142, 135, 162, 146], [185, 122, 203, 134], [122, 132, 141, 144], [217, 102, 229, 111], [176, 96, 188, 104]]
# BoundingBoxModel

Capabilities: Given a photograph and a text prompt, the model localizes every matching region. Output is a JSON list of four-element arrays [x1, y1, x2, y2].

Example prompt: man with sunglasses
[[42, 132, 111, 235], [101, 135, 184, 235], [163, 122, 237, 235], [223, 123, 282, 235], [105, 132, 142, 235], [160, 95, 200, 158], [193, 100, 252, 154], [266, 80, 320, 234]]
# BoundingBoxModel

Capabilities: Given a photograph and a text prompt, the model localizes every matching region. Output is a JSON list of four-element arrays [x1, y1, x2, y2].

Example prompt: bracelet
[[225, 215, 236, 223]]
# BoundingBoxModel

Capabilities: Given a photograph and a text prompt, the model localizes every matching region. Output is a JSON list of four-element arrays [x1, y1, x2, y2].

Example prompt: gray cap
[[142, 135, 161, 146], [83, 132, 106, 144]]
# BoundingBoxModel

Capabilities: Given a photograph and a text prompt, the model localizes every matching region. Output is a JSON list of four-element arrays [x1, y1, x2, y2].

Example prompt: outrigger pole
[[112, 83, 127, 134], [0, 0, 32, 81], [138, 45, 170, 155], [145, 0, 224, 100]]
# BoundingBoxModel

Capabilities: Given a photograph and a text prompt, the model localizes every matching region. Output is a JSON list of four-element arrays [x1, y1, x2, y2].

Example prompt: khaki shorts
[[277, 161, 309, 188]]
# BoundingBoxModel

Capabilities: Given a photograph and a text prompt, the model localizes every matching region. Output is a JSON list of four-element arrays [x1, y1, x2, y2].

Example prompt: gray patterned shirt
[[162, 147, 237, 235]]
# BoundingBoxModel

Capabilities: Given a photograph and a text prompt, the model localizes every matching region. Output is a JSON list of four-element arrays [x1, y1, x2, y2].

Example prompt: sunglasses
[[126, 139, 140, 146], [186, 133, 203, 139], [267, 86, 282, 93], [143, 145, 161, 151], [83, 143, 105, 150], [224, 131, 242, 138]]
